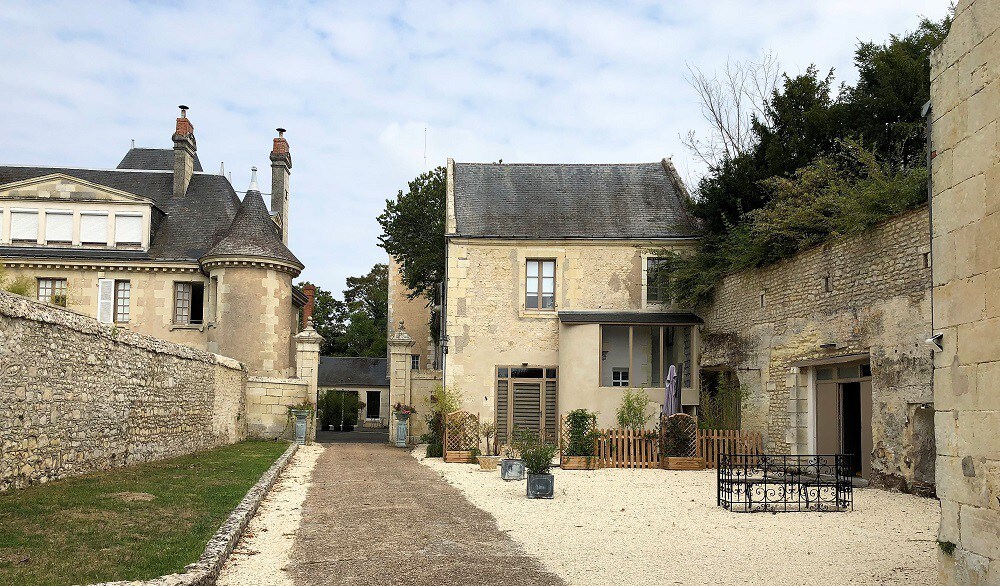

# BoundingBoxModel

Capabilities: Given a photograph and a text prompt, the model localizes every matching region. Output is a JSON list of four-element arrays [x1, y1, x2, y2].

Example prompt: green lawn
[[0, 440, 289, 586]]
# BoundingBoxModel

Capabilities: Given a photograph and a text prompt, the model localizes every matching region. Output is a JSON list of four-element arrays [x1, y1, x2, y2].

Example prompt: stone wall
[[930, 1, 1000, 581], [0, 290, 247, 490], [388, 256, 434, 369], [701, 206, 934, 493], [246, 376, 311, 439]]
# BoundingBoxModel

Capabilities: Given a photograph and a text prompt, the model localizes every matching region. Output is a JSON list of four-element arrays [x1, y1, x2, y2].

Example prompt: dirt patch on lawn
[[109, 492, 156, 502]]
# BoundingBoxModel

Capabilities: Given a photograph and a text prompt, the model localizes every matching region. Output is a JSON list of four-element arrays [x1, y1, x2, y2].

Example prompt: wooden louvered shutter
[[544, 380, 558, 443], [97, 279, 114, 324], [513, 381, 542, 436], [496, 379, 509, 443]]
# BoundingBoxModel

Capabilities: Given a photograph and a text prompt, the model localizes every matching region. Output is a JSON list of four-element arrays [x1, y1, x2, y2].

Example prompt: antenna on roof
[[131, 139, 135, 149], [424, 127, 427, 169], [220, 162, 225, 176]]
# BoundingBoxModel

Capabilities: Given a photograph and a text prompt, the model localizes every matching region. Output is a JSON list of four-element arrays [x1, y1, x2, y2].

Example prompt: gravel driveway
[[286, 443, 563, 586], [417, 450, 941, 586]]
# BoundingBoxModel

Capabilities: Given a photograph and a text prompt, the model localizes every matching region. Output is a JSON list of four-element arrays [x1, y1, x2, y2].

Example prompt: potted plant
[[660, 413, 706, 470], [393, 402, 417, 448], [500, 428, 530, 481], [521, 434, 559, 499], [561, 409, 600, 470], [476, 420, 501, 471]]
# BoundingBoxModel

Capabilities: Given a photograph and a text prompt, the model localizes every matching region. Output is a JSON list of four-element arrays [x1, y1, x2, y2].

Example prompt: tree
[[377, 167, 446, 301], [298, 263, 389, 358]]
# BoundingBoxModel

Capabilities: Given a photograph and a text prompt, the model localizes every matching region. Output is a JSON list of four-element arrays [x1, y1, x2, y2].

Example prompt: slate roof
[[318, 356, 389, 388], [451, 161, 700, 239], [203, 189, 302, 268], [0, 166, 240, 262], [117, 148, 204, 172]]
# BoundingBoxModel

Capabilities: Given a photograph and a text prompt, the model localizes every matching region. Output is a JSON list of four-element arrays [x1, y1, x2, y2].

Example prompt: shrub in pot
[[477, 420, 501, 471], [342, 393, 360, 432], [561, 409, 600, 470], [522, 435, 559, 499], [660, 413, 706, 470]]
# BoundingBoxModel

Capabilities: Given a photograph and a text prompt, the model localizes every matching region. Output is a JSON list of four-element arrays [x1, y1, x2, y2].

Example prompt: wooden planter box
[[444, 450, 477, 464], [561, 456, 599, 470], [661, 457, 707, 470]]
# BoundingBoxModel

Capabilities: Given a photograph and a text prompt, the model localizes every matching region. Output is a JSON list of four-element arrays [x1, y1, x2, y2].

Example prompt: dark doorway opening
[[366, 390, 381, 420], [840, 382, 863, 477]]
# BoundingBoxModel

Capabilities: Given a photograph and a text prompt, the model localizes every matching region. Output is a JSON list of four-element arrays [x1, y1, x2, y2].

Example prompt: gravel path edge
[[85, 441, 300, 586]]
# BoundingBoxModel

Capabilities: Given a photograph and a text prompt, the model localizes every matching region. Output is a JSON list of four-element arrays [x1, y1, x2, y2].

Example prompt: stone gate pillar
[[388, 321, 416, 444], [294, 319, 324, 442]]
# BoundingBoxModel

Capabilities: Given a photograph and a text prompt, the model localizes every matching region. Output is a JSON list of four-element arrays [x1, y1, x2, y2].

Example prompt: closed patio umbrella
[[663, 364, 679, 417]]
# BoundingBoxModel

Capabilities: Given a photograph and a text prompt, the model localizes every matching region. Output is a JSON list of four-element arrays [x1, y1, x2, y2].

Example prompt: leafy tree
[[377, 166, 446, 301], [298, 263, 389, 358]]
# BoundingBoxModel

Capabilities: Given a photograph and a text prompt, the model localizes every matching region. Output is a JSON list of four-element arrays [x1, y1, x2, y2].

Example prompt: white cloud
[[0, 0, 951, 292]]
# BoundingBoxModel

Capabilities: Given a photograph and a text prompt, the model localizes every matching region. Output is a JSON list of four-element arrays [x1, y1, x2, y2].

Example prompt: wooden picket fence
[[594, 428, 661, 469], [696, 428, 763, 469]]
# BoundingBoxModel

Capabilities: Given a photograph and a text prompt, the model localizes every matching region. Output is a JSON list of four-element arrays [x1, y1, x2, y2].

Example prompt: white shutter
[[80, 213, 109, 244], [45, 211, 73, 242], [97, 279, 114, 324], [115, 214, 143, 245], [10, 210, 38, 241]]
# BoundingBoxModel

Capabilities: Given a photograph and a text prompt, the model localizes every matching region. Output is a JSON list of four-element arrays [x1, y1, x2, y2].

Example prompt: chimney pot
[[249, 166, 259, 191], [276, 127, 286, 137], [179, 105, 188, 117]]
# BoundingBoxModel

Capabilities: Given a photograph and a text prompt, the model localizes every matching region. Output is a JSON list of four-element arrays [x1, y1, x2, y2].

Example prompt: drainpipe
[[922, 99, 935, 341]]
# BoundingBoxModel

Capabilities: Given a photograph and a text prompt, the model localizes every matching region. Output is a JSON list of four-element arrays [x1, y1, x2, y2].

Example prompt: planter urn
[[500, 458, 526, 481], [395, 414, 409, 448], [290, 409, 311, 445], [526, 473, 554, 498]]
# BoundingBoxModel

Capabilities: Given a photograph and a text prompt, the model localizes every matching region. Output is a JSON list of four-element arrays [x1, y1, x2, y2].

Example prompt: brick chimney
[[173, 105, 197, 198], [301, 283, 316, 330], [269, 128, 292, 245]]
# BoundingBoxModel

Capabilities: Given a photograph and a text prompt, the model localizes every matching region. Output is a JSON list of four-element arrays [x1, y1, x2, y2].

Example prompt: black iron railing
[[717, 453, 854, 513]]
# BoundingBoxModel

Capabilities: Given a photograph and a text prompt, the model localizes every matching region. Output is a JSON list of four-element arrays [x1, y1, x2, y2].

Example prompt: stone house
[[0, 106, 306, 378], [440, 158, 702, 438], [318, 356, 389, 425]]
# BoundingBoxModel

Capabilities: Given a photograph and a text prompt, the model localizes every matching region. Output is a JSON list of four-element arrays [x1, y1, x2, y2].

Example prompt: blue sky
[[0, 1, 951, 294]]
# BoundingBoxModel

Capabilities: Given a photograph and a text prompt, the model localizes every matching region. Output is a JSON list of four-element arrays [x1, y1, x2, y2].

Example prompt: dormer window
[[80, 212, 109, 244], [10, 209, 38, 242], [45, 211, 73, 244], [114, 213, 143, 245]]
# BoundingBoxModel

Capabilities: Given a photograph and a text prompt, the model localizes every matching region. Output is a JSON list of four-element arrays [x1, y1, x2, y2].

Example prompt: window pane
[[115, 280, 130, 322], [45, 212, 72, 242], [601, 325, 630, 386], [510, 367, 544, 378], [525, 294, 539, 309], [526, 276, 538, 294], [541, 261, 554, 278], [11, 211, 38, 241], [545, 368, 557, 379], [816, 367, 834, 380], [647, 258, 669, 304], [860, 363, 872, 377], [526, 261, 539, 277], [115, 214, 142, 244], [541, 294, 554, 309], [80, 213, 109, 244], [838, 364, 860, 379], [541, 276, 554, 294], [497, 367, 509, 378]]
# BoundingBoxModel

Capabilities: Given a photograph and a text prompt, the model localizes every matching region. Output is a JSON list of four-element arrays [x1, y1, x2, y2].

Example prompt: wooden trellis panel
[[443, 410, 480, 463]]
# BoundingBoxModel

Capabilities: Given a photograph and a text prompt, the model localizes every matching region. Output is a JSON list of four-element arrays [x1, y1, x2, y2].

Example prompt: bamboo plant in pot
[[561, 409, 600, 470], [476, 420, 501, 471], [522, 434, 559, 499]]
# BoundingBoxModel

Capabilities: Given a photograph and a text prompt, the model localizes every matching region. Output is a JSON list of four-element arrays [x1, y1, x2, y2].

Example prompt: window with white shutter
[[97, 278, 115, 324], [45, 211, 73, 243], [114, 214, 143, 245], [80, 212, 109, 244], [10, 210, 39, 242]]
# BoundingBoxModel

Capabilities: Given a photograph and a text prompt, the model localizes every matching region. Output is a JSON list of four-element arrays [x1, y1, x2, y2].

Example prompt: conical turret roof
[[202, 187, 303, 270]]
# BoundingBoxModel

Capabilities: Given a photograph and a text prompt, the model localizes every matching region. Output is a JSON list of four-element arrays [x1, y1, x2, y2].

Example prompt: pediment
[[0, 174, 155, 205]]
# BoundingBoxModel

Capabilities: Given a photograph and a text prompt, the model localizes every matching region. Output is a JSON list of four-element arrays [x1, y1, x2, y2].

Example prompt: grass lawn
[[0, 440, 289, 586]]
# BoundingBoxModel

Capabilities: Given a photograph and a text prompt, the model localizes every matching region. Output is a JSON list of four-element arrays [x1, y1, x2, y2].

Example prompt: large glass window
[[601, 324, 693, 388], [646, 257, 671, 304], [525, 259, 555, 310]]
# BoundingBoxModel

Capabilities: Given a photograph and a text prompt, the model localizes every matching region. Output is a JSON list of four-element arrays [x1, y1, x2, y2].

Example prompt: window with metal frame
[[612, 368, 629, 387], [37, 278, 67, 306], [525, 259, 555, 310], [600, 324, 694, 388], [410, 354, 420, 370], [114, 280, 131, 323]]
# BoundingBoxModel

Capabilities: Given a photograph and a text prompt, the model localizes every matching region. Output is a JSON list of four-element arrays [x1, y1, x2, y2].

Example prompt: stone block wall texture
[[701, 206, 934, 494], [245, 376, 310, 439], [0, 290, 247, 491], [388, 256, 434, 368], [930, 1, 1000, 582]]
